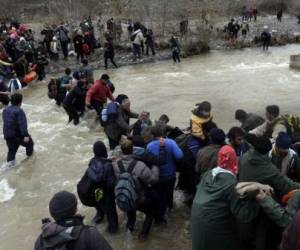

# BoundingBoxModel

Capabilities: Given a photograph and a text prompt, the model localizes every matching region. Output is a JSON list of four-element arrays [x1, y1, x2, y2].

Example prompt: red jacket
[[85, 80, 114, 104]]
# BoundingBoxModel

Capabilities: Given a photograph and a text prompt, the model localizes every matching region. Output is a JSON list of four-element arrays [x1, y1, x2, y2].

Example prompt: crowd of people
[[1, 12, 300, 250], [3, 65, 300, 249]]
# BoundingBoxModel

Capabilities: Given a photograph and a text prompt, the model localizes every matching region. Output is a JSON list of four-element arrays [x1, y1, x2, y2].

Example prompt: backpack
[[101, 102, 119, 123], [82, 43, 90, 55], [77, 159, 108, 207], [8, 77, 22, 93], [282, 115, 300, 142], [114, 160, 138, 212]]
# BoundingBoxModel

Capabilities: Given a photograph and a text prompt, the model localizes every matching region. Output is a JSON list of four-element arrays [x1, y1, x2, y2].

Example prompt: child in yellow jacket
[[191, 101, 212, 140]]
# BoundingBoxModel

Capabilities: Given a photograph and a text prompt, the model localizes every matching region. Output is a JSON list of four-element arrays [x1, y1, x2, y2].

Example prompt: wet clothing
[[104, 108, 139, 149], [34, 216, 112, 250], [191, 167, 255, 250], [147, 138, 183, 219], [3, 105, 29, 139], [85, 157, 118, 233], [56, 75, 72, 106], [240, 113, 265, 132], [3, 104, 33, 161], [85, 80, 114, 106], [63, 84, 86, 125]]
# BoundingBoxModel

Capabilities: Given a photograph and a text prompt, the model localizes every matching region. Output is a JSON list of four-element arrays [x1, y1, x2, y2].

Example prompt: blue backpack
[[101, 102, 119, 123]]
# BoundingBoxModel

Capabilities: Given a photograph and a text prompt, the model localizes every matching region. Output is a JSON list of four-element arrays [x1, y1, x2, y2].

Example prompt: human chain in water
[[1, 10, 300, 250]]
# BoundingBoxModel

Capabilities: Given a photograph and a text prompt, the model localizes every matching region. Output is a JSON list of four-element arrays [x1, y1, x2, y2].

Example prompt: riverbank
[[39, 14, 300, 75]]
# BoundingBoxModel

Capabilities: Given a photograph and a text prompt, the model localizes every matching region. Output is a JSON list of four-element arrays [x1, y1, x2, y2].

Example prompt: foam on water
[[0, 179, 15, 203], [163, 72, 190, 78]]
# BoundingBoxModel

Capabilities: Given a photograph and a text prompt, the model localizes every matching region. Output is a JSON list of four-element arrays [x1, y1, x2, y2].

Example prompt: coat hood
[[246, 148, 270, 166], [203, 167, 236, 193], [133, 146, 145, 157], [87, 158, 110, 183]]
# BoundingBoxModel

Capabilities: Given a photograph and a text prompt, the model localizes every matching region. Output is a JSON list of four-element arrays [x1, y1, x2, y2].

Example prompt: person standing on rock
[[131, 23, 144, 61], [277, 9, 283, 22], [56, 23, 69, 60], [104, 40, 118, 69], [145, 29, 155, 56], [169, 36, 181, 63], [241, 21, 249, 38], [261, 26, 271, 51], [2, 93, 34, 165]]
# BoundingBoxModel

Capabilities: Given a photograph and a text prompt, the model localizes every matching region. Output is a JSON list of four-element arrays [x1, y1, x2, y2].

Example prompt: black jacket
[[34, 216, 112, 250]]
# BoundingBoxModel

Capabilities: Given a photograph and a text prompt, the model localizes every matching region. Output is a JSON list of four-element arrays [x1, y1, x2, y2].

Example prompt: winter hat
[[276, 132, 292, 150], [93, 141, 108, 158], [49, 191, 77, 222], [217, 145, 238, 175], [253, 136, 272, 155], [115, 94, 129, 104], [210, 128, 226, 145]]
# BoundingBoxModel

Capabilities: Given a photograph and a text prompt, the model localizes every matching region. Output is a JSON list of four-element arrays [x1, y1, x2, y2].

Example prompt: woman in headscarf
[[191, 145, 254, 250]]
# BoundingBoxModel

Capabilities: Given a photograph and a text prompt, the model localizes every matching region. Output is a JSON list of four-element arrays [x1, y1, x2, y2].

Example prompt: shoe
[[5, 160, 16, 168]]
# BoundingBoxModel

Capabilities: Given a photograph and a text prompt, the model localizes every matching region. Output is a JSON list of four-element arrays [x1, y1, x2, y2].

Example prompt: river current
[[1, 44, 300, 250]]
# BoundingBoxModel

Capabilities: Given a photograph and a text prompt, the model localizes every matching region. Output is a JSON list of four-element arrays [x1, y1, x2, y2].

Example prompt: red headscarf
[[217, 145, 238, 175]]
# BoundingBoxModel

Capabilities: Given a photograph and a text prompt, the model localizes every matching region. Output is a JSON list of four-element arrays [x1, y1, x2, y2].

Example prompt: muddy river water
[[1, 44, 300, 250]]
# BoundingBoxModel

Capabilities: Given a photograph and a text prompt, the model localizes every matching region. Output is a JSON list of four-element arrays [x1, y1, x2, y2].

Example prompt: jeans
[[60, 41, 69, 59], [91, 100, 104, 125], [132, 43, 141, 60], [6, 136, 34, 162]]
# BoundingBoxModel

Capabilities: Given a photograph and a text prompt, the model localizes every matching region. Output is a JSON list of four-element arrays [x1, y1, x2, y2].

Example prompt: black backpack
[[77, 160, 106, 207], [114, 160, 138, 212]]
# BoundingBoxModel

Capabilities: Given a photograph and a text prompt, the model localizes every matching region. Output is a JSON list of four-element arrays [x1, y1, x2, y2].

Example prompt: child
[[190, 101, 212, 141]]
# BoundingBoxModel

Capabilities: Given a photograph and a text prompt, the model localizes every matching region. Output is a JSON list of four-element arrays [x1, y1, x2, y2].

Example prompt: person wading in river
[[2, 93, 34, 166]]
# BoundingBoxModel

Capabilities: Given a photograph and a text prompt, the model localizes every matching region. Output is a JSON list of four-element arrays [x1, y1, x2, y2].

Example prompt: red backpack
[[82, 43, 90, 55]]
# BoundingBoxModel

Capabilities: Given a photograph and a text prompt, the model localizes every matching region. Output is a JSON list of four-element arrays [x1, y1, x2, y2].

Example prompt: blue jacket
[[2, 105, 29, 139], [147, 138, 183, 179]]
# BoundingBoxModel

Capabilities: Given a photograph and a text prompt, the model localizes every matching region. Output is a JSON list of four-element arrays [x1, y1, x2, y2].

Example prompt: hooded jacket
[[34, 216, 112, 250], [191, 168, 256, 250], [132, 29, 144, 45], [190, 113, 212, 139], [239, 148, 299, 197]]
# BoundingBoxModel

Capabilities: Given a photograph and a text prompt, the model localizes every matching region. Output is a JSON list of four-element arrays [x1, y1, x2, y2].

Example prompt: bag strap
[[117, 160, 126, 173], [127, 160, 137, 174], [117, 160, 137, 174]]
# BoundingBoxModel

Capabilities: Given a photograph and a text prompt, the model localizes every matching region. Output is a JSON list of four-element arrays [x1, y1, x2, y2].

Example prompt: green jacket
[[191, 167, 256, 250], [239, 149, 299, 197], [259, 191, 300, 228]]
